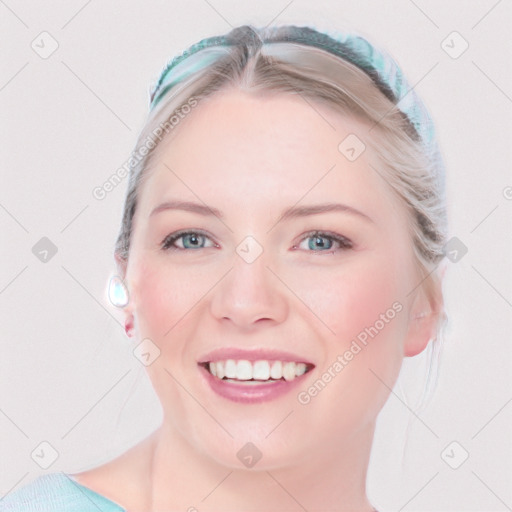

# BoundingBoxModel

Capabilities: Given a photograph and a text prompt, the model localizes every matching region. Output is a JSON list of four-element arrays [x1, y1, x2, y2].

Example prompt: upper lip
[[197, 347, 315, 366]]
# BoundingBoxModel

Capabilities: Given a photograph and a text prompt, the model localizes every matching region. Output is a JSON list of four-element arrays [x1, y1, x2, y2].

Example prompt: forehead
[[136, 89, 404, 226]]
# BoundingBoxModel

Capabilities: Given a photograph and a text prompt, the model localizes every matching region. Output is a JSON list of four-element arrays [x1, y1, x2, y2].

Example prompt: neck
[[138, 420, 377, 511]]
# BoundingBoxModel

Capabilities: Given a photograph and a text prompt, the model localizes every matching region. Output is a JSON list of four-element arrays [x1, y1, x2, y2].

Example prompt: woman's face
[[124, 89, 428, 469]]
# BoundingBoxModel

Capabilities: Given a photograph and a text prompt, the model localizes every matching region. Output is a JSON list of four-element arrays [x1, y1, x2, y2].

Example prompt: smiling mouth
[[198, 359, 315, 383]]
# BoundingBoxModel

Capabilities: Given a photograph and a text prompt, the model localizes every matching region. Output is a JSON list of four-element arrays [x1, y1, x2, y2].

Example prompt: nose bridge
[[210, 238, 288, 327]]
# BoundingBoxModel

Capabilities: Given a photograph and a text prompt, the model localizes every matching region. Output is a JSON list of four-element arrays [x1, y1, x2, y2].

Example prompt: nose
[[209, 250, 289, 329]]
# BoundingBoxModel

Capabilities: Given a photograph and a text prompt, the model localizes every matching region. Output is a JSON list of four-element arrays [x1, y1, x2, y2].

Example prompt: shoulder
[[0, 473, 125, 512]]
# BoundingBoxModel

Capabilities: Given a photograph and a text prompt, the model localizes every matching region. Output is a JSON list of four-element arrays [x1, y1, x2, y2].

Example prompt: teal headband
[[149, 25, 443, 191]]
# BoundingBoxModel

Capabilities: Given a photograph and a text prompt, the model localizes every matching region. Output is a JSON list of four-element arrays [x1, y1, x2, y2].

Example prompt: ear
[[113, 252, 135, 337], [403, 276, 443, 357]]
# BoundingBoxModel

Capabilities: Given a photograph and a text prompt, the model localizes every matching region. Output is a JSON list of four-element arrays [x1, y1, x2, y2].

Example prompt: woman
[[2, 24, 447, 511]]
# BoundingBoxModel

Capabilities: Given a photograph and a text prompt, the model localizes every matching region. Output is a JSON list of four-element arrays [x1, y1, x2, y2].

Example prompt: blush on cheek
[[304, 271, 406, 433], [133, 261, 220, 344], [132, 265, 191, 341], [302, 259, 407, 366]]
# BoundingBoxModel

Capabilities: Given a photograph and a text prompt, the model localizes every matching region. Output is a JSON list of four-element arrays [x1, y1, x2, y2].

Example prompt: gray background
[[1, 1, 511, 510]]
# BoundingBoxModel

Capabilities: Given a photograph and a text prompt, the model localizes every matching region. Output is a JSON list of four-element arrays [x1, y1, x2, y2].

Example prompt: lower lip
[[198, 365, 311, 404]]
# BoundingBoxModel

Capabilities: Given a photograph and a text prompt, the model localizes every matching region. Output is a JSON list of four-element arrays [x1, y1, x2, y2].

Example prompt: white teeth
[[206, 359, 310, 382], [236, 360, 252, 380], [295, 362, 306, 376], [224, 359, 237, 379], [282, 362, 296, 382], [253, 360, 270, 380], [270, 361, 282, 379], [215, 361, 225, 379]]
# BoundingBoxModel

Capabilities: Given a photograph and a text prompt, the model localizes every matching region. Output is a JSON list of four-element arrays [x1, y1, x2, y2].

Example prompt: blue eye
[[297, 231, 352, 253], [161, 230, 216, 250]]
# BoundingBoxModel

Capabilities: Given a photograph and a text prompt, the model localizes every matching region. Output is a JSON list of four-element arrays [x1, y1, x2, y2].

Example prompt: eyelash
[[160, 229, 353, 254]]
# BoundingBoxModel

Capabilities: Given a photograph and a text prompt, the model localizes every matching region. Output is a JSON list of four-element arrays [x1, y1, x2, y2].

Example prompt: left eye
[[296, 231, 352, 252]]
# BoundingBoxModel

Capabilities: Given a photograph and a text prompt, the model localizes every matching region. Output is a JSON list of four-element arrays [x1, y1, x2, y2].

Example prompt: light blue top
[[0, 473, 125, 511], [1, 472, 383, 511]]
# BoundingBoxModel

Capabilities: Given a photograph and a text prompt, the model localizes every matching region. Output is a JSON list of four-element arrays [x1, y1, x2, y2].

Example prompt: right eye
[[160, 230, 217, 251]]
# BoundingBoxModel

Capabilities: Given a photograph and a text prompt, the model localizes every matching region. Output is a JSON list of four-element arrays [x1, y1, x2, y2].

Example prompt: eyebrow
[[150, 200, 373, 223]]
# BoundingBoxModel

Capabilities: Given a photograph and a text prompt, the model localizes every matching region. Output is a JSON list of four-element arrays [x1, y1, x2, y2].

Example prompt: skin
[[72, 89, 440, 511]]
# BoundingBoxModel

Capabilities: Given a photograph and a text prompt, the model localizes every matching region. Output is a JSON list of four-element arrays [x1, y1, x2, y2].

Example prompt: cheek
[[132, 266, 176, 339], [131, 258, 213, 342], [129, 259, 216, 418], [289, 256, 409, 431], [289, 252, 409, 365], [297, 258, 405, 342]]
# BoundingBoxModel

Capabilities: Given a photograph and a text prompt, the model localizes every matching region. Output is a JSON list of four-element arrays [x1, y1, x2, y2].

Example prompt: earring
[[108, 275, 129, 307]]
